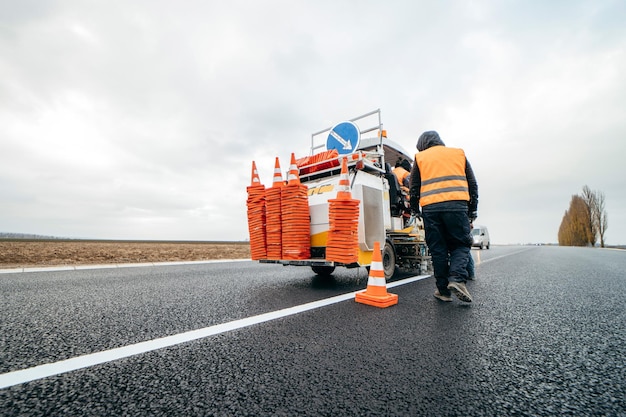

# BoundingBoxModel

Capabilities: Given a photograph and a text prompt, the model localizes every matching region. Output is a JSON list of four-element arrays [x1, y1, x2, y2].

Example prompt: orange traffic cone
[[266, 157, 283, 259], [355, 241, 398, 308], [246, 160, 266, 260], [335, 156, 351, 200], [250, 160, 262, 186], [287, 152, 301, 186], [272, 156, 285, 188], [282, 153, 310, 260], [326, 157, 360, 264]]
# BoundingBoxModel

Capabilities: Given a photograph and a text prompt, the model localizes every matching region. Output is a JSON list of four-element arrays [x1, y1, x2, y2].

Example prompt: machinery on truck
[[250, 109, 431, 279]]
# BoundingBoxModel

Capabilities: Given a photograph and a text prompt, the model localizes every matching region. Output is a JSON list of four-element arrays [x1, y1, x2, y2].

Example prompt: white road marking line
[[0, 274, 430, 389], [474, 247, 535, 265], [0, 259, 250, 274], [1, 247, 534, 388]]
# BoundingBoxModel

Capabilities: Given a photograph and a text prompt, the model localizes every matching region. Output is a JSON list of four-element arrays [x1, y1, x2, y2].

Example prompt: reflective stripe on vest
[[414, 146, 469, 206]]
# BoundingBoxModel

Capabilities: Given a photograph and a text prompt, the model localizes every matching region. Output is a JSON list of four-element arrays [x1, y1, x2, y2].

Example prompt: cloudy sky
[[1, 0, 625, 244]]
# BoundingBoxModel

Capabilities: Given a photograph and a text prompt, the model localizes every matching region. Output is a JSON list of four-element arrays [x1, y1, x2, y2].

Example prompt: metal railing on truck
[[311, 109, 385, 156]]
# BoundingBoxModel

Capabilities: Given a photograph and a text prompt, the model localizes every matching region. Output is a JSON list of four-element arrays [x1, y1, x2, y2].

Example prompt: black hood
[[416, 131, 445, 152]]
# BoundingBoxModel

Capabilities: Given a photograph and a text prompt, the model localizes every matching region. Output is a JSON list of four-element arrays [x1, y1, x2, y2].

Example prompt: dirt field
[[0, 240, 250, 269]]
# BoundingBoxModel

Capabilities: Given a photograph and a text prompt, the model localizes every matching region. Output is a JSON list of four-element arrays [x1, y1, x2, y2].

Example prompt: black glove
[[468, 211, 477, 222], [409, 196, 421, 218]]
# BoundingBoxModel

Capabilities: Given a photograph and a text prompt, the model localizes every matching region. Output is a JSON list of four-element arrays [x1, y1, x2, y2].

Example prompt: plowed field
[[0, 240, 250, 269]]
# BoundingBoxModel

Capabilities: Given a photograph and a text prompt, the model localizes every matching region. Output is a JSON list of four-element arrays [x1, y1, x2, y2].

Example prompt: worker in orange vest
[[392, 158, 410, 188], [392, 158, 412, 200], [409, 131, 478, 303]]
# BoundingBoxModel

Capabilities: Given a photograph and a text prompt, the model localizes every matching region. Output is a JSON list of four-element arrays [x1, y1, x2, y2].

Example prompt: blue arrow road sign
[[327, 121, 360, 154]]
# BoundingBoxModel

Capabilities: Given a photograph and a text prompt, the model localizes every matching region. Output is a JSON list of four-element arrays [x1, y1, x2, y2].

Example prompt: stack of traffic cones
[[355, 241, 398, 308], [281, 153, 311, 260], [325, 157, 360, 264], [265, 157, 284, 260], [246, 161, 266, 260]]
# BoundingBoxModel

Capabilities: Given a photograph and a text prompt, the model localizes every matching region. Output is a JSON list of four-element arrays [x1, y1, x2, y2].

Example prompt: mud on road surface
[[0, 240, 251, 269]]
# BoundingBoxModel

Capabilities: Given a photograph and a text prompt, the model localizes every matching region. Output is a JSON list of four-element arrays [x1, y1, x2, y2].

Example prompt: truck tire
[[382, 241, 396, 280], [311, 265, 335, 276]]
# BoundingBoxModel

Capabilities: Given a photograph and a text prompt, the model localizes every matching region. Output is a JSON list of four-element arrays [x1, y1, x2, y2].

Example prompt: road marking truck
[[247, 109, 431, 279]]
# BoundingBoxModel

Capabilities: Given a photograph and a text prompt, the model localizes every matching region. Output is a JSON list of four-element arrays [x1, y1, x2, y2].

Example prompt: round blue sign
[[327, 121, 360, 154]]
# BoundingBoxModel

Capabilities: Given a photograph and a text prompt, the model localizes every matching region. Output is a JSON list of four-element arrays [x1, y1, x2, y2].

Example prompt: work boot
[[447, 282, 472, 303], [434, 290, 452, 302]]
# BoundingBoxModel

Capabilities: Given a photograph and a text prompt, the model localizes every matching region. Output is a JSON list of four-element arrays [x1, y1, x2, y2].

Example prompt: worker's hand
[[412, 206, 422, 220], [468, 211, 477, 222]]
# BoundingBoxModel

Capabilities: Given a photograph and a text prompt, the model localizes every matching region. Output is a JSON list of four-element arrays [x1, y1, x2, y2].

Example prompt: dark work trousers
[[423, 210, 472, 295], [467, 252, 475, 278]]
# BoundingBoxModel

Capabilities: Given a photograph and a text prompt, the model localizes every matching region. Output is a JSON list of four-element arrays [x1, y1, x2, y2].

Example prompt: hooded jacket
[[410, 131, 478, 213]]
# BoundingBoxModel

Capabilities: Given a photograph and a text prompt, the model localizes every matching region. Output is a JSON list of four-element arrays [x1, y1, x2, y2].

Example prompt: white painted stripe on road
[[474, 248, 535, 265], [0, 274, 430, 389], [0, 248, 533, 388], [0, 259, 251, 274]]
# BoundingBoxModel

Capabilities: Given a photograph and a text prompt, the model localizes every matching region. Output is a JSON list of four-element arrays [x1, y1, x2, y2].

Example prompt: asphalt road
[[1, 246, 625, 416]]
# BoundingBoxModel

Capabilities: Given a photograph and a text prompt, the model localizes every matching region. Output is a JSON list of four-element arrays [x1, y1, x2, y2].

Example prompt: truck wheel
[[311, 265, 335, 276], [382, 242, 396, 280]]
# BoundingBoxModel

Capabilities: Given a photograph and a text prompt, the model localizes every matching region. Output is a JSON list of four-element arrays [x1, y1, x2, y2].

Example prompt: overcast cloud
[[1, 0, 625, 244]]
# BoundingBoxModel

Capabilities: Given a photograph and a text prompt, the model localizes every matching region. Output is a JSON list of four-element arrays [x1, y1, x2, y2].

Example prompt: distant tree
[[581, 185, 609, 248], [597, 195, 608, 247], [558, 195, 593, 246], [558, 210, 573, 246], [581, 186, 598, 247]]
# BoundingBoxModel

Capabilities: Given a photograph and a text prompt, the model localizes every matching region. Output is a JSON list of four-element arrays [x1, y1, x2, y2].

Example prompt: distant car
[[471, 226, 490, 249]]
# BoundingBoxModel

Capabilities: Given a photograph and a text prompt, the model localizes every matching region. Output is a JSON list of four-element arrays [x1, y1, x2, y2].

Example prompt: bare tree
[[596, 190, 608, 247], [581, 185, 609, 247], [581, 186, 598, 246]]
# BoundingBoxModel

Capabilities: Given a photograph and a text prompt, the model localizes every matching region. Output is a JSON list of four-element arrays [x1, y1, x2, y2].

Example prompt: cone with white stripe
[[281, 152, 310, 260], [272, 156, 285, 188], [287, 152, 301, 186], [246, 160, 266, 260], [355, 241, 398, 308], [325, 157, 360, 264], [250, 160, 262, 187], [335, 156, 351, 200], [266, 157, 283, 259]]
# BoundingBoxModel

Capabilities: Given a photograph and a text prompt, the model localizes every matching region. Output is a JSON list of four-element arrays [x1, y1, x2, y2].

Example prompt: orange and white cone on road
[[355, 241, 398, 308]]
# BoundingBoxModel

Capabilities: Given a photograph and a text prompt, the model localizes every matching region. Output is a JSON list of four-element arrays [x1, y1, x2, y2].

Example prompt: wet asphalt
[[1, 246, 625, 416]]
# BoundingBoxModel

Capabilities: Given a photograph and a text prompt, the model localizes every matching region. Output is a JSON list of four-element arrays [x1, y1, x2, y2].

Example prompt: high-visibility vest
[[414, 146, 469, 206], [392, 166, 410, 185]]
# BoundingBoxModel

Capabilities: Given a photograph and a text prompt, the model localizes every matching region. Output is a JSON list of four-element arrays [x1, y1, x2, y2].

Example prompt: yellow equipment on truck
[[246, 109, 431, 279]]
